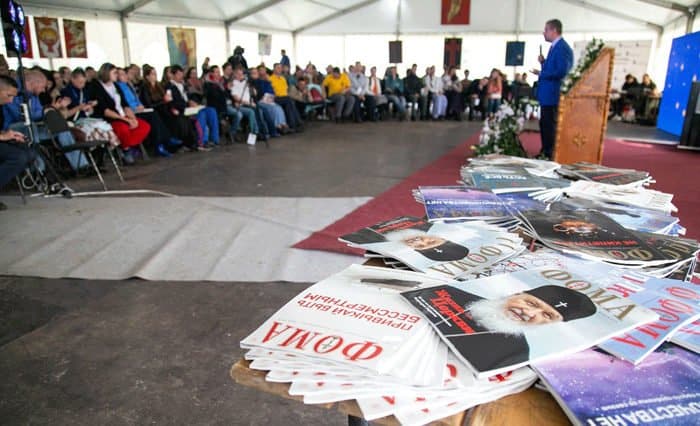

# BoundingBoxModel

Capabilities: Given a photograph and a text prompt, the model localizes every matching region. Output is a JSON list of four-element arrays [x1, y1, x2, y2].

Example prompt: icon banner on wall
[[166, 27, 197, 68], [441, 0, 470, 25], [34, 17, 62, 58], [63, 19, 87, 58], [258, 33, 271, 56], [444, 37, 462, 68]]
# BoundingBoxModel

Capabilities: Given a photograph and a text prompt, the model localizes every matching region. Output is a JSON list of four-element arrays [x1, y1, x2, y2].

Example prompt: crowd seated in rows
[[0, 45, 553, 191]]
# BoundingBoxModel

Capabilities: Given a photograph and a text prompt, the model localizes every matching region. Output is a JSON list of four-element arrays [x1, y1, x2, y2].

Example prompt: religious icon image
[[34, 17, 62, 58], [166, 27, 197, 69], [441, 0, 470, 25]]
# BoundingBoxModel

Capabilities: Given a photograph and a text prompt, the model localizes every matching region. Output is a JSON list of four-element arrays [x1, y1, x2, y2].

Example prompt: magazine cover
[[468, 155, 560, 177], [465, 167, 569, 194], [554, 198, 679, 235], [401, 266, 658, 378], [240, 264, 451, 384], [339, 216, 524, 280], [534, 344, 700, 426], [496, 192, 547, 214], [597, 277, 700, 364], [518, 209, 672, 266], [565, 180, 677, 214], [671, 319, 700, 353], [556, 162, 651, 186], [417, 186, 512, 221]]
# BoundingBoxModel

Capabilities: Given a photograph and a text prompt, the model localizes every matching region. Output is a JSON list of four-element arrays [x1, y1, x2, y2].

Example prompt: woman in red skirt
[[87, 63, 150, 164]]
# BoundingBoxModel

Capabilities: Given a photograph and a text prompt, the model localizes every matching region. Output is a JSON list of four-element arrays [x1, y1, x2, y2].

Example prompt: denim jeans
[[239, 106, 259, 134], [225, 105, 243, 134], [196, 106, 220, 144]]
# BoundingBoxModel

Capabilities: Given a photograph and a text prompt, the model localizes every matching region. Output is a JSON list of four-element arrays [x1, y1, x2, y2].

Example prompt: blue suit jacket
[[537, 38, 574, 106]]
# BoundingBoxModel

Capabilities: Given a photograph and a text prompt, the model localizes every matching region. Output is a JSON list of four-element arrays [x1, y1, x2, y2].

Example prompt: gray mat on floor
[[0, 196, 369, 283]]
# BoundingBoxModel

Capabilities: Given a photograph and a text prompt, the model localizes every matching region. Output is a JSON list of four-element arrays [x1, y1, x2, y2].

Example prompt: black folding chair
[[43, 109, 123, 191]]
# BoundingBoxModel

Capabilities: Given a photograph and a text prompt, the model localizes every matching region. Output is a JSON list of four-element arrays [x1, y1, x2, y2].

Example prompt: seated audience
[[424, 66, 446, 119], [349, 63, 375, 122], [288, 76, 318, 120], [88, 62, 151, 164], [640, 73, 658, 96], [4, 70, 88, 172], [403, 67, 425, 121], [226, 67, 263, 139], [166, 65, 220, 147], [60, 67, 121, 151], [383, 66, 406, 120], [140, 65, 200, 151], [116, 67, 178, 157], [126, 64, 143, 95], [249, 67, 289, 135], [269, 63, 303, 131], [0, 75, 36, 208], [203, 65, 246, 139], [85, 66, 97, 83], [185, 66, 204, 97], [367, 66, 388, 118], [444, 66, 464, 120], [323, 67, 355, 123]]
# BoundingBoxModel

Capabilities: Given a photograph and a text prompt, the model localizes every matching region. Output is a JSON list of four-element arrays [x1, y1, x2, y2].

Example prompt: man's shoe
[[197, 145, 213, 152], [0, 201, 7, 211]]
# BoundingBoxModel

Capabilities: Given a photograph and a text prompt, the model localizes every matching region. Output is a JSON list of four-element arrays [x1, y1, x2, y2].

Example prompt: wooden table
[[231, 359, 571, 425]]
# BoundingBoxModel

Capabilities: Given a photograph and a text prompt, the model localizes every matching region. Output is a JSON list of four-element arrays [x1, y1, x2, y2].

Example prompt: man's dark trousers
[[539, 105, 558, 159], [0, 142, 35, 188]]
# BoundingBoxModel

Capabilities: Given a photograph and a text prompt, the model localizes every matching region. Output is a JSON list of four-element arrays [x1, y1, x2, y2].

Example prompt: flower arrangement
[[561, 38, 605, 94], [472, 103, 527, 157]]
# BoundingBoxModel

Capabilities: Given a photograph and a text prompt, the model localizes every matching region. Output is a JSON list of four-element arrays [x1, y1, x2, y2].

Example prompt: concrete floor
[[0, 119, 481, 426], [0, 117, 680, 425]]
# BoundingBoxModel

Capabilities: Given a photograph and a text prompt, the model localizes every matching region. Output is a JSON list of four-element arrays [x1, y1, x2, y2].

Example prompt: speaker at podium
[[505, 41, 525, 67]]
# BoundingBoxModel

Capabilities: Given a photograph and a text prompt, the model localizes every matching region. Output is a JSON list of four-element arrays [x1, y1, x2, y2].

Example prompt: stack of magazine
[[553, 198, 683, 236], [460, 165, 571, 197], [564, 180, 677, 214], [556, 162, 653, 186], [431, 247, 700, 361], [401, 264, 659, 379], [466, 155, 561, 177], [240, 265, 537, 424], [534, 344, 700, 426], [517, 208, 699, 277], [412, 186, 517, 226], [338, 216, 525, 280]]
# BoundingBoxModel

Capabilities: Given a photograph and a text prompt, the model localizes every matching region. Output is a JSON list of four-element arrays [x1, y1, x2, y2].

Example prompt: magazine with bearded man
[[339, 216, 524, 280], [401, 266, 659, 378]]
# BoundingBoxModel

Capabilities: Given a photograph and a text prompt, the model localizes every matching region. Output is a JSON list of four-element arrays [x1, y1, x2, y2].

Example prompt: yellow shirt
[[323, 74, 349, 97], [269, 74, 289, 97]]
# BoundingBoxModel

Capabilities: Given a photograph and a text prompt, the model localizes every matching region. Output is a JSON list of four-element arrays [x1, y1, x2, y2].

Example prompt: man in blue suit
[[532, 19, 573, 159]]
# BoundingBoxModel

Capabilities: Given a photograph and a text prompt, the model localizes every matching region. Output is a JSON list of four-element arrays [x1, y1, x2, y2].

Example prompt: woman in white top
[[88, 63, 151, 163]]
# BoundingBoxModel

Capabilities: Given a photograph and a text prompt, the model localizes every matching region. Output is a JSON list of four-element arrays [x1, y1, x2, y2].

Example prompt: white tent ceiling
[[21, 0, 700, 34]]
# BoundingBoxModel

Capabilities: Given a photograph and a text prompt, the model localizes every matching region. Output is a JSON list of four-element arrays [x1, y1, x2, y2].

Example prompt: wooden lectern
[[554, 47, 615, 164]]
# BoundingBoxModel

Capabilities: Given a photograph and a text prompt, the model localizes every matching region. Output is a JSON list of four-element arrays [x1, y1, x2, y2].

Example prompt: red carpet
[[295, 130, 700, 256]]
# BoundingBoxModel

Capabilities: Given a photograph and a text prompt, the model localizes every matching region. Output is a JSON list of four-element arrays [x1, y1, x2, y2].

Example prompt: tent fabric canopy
[[22, 0, 700, 34]]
